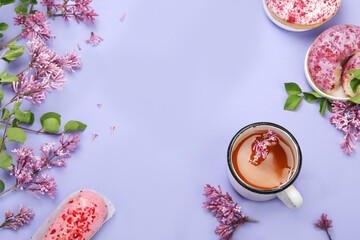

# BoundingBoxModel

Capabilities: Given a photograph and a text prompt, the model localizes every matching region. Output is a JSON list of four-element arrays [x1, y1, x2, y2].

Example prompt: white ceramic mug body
[[227, 122, 303, 209]]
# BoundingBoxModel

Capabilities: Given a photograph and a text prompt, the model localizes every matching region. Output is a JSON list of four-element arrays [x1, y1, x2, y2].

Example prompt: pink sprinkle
[[77, 43, 81, 51], [97, 103, 102, 113], [120, 13, 126, 23], [91, 132, 98, 143], [110, 126, 115, 136]]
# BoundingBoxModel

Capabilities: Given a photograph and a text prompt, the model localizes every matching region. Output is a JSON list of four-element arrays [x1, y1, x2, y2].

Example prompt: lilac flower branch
[[0, 204, 34, 230], [315, 214, 333, 240], [0, 134, 80, 199], [203, 184, 258, 240], [251, 130, 278, 165]]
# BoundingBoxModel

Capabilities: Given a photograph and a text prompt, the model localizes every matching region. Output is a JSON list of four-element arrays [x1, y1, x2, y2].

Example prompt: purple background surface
[[1, 0, 360, 239]]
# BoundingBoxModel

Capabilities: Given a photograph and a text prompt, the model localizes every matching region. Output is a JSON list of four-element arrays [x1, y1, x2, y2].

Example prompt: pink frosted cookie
[[42, 191, 108, 240], [306, 24, 360, 98], [264, 0, 341, 31]]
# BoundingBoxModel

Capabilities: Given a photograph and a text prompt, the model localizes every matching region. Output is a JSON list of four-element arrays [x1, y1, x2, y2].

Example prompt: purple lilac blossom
[[251, 130, 278, 164], [0, 205, 34, 230], [14, 11, 51, 41], [330, 101, 360, 154], [8, 134, 80, 199]]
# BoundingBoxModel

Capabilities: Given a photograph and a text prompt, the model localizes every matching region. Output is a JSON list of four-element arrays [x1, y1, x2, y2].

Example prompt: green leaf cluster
[[0, 22, 8, 39], [40, 112, 87, 133], [284, 82, 333, 115], [0, 69, 18, 83], [345, 70, 360, 104], [1, 40, 24, 63], [0, 0, 15, 7]]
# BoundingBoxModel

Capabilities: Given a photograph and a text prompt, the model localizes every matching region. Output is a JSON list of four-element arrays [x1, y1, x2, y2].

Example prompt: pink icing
[[307, 24, 360, 92], [42, 191, 107, 240], [266, 0, 341, 25]]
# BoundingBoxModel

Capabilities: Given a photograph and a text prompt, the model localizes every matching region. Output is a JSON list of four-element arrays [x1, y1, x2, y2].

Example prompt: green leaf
[[0, 152, 12, 171], [1, 109, 10, 120], [14, 110, 32, 124], [0, 179, 4, 190], [348, 94, 360, 104], [29, 0, 37, 4], [0, 33, 3, 38], [327, 99, 333, 113], [11, 119, 18, 127], [0, 69, 7, 79], [1, 74, 18, 83], [29, 10, 37, 14], [1, 46, 24, 62], [0, 0, 15, 6], [20, 0, 28, 3], [40, 112, 61, 133], [64, 120, 87, 133], [8, 40, 17, 46], [0, 89, 3, 101], [346, 69, 360, 79], [303, 92, 322, 103], [0, 22, 8, 31], [284, 95, 302, 111], [12, 102, 21, 113], [0, 137, 7, 150], [319, 99, 327, 115], [6, 127, 26, 144], [350, 78, 360, 94], [14, 4, 27, 15], [285, 82, 302, 95]]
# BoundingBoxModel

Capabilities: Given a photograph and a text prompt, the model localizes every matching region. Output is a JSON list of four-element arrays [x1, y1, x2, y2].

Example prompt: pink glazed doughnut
[[307, 24, 360, 98], [265, 0, 341, 30], [42, 190, 107, 240]]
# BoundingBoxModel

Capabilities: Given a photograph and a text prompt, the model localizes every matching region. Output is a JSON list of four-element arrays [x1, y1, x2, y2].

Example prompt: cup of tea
[[227, 122, 303, 209]]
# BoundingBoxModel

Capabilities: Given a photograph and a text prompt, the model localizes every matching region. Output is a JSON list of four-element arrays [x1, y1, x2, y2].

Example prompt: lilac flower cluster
[[0, 205, 34, 230], [8, 134, 80, 199], [330, 101, 360, 154], [251, 130, 278, 165], [41, 0, 98, 23], [203, 184, 256, 240], [13, 38, 81, 105], [14, 11, 51, 41], [85, 32, 104, 46], [315, 213, 333, 240]]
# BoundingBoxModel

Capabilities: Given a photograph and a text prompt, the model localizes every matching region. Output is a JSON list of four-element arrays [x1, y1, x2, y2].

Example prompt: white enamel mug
[[227, 122, 303, 209]]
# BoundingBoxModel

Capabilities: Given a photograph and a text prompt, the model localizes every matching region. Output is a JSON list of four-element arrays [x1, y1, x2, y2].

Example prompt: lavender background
[[1, 0, 360, 239]]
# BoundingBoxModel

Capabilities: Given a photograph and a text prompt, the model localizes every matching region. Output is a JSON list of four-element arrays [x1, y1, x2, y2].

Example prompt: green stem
[[0, 95, 17, 113], [244, 216, 259, 223], [17, 66, 30, 76], [0, 184, 17, 197], [0, 115, 11, 153], [0, 33, 22, 50]]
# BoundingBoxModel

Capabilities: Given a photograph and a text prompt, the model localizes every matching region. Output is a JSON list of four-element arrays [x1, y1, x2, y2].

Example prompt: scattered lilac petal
[[120, 13, 126, 23], [85, 32, 103, 46], [52, 35, 56, 46], [110, 126, 115, 137], [91, 132, 98, 143], [97, 103, 102, 113], [77, 43, 82, 51]]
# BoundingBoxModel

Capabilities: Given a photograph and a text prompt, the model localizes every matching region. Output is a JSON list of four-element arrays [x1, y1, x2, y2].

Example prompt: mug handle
[[276, 185, 303, 209]]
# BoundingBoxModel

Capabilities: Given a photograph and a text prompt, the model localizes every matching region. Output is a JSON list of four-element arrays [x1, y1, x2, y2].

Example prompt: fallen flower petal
[[85, 32, 103, 46], [91, 132, 98, 143], [97, 103, 102, 113], [120, 13, 126, 22], [110, 126, 115, 137]]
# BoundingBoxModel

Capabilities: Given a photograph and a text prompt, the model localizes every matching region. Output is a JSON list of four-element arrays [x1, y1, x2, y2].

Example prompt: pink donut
[[307, 24, 360, 97], [265, 0, 341, 30], [341, 52, 360, 97]]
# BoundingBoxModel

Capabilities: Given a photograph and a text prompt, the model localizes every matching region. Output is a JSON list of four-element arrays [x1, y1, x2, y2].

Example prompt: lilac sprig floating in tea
[[330, 101, 360, 155], [0, 204, 34, 230], [315, 213, 333, 240], [203, 184, 258, 240], [251, 130, 278, 165]]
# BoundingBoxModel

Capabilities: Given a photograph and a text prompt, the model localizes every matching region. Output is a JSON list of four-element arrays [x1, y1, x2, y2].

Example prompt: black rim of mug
[[227, 122, 302, 195]]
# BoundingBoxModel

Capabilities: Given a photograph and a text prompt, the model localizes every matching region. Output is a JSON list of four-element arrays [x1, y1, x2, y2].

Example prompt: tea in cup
[[227, 122, 303, 209]]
